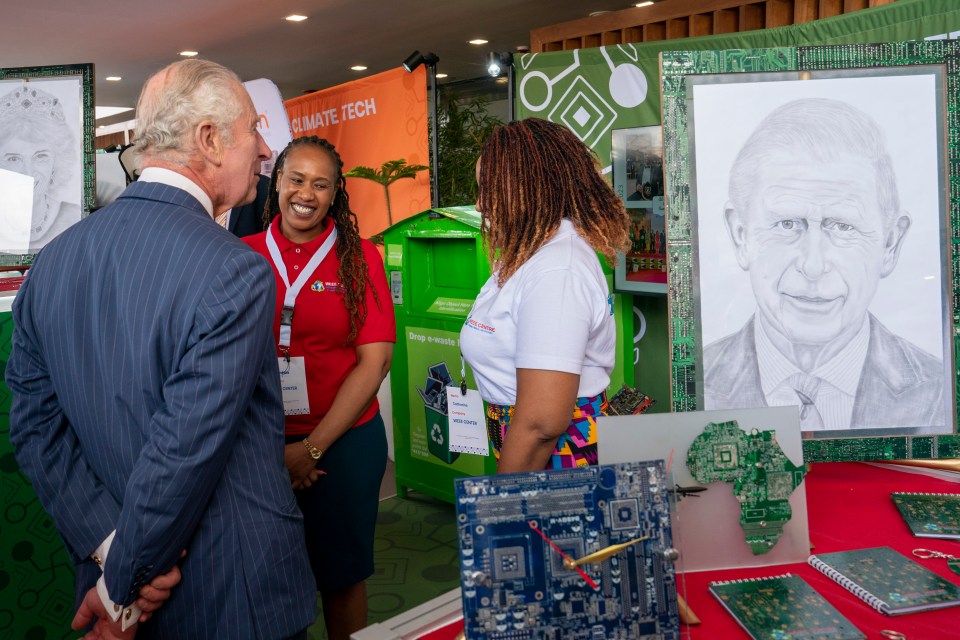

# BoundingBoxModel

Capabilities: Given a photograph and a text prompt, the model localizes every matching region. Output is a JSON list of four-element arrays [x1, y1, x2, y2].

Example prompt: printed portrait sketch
[[0, 78, 84, 254], [690, 69, 952, 436]]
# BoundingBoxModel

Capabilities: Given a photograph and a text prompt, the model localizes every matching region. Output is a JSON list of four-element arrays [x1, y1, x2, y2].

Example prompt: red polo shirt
[[244, 216, 396, 435]]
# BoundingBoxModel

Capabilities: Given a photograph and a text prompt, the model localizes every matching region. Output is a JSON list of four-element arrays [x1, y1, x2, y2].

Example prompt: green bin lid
[[380, 205, 481, 235]]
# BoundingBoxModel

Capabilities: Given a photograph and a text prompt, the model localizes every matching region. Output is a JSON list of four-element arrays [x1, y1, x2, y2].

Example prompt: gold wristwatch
[[302, 438, 324, 460]]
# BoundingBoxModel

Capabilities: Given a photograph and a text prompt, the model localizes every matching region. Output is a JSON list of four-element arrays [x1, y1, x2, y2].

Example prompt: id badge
[[446, 386, 489, 456], [278, 356, 310, 415]]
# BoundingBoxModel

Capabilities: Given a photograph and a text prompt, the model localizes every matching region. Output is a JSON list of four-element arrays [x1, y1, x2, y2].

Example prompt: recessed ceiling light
[[179, 50, 199, 57], [350, 65, 368, 71], [468, 39, 489, 45], [285, 14, 308, 22], [635, 1, 654, 7], [105, 76, 122, 82], [435, 73, 448, 79]]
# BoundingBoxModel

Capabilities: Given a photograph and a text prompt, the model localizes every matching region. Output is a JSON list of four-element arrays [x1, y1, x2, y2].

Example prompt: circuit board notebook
[[709, 573, 864, 640], [808, 546, 960, 615], [891, 492, 960, 539]]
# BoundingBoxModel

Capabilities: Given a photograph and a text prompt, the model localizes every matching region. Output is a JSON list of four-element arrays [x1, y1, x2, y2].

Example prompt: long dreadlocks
[[476, 118, 630, 286], [263, 136, 379, 343]]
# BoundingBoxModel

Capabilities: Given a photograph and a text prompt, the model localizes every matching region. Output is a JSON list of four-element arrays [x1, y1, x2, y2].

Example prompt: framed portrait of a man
[[0, 64, 93, 264], [662, 42, 960, 461], [611, 126, 667, 295]]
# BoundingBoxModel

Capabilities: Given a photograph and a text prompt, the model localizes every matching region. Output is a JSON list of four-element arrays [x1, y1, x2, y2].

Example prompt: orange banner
[[285, 66, 430, 238]]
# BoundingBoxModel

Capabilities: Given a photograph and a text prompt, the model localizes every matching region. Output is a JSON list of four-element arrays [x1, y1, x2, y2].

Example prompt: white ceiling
[[3, 0, 626, 126]]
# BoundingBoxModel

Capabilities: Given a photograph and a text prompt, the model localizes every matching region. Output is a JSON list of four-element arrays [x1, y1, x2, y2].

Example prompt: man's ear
[[723, 203, 750, 270], [880, 214, 911, 278], [194, 121, 223, 166]]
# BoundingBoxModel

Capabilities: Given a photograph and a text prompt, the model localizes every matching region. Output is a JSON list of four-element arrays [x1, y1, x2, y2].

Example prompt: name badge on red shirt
[[278, 356, 310, 415]]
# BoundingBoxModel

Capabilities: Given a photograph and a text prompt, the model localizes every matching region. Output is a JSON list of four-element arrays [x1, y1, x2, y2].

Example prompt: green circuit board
[[687, 420, 806, 554], [662, 41, 960, 462], [709, 573, 865, 640], [892, 492, 960, 539]]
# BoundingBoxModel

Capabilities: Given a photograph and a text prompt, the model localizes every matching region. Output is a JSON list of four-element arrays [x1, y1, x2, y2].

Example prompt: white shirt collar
[[137, 167, 214, 218], [755, 313, 870, 397]]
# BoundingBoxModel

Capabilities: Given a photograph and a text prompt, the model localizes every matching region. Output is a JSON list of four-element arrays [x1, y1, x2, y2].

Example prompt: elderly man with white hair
[[7, 59, 316, 639]]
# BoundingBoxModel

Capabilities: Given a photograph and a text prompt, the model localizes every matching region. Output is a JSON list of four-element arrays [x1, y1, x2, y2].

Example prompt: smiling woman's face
[[277, 145, 339, 243]]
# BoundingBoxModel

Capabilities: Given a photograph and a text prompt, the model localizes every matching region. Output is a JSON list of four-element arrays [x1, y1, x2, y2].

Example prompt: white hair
[[728, 98, 899, 227], [133, 59, 245, 166]]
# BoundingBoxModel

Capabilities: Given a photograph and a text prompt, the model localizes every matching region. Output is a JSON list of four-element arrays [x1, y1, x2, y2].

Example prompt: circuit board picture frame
[[662, 41, 960, 462], [0, 63, 94, 265], [612, 125, 668, 296]]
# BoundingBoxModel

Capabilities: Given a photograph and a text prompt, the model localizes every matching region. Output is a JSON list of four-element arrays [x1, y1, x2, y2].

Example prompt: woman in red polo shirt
[[244, 136, 395, 640]]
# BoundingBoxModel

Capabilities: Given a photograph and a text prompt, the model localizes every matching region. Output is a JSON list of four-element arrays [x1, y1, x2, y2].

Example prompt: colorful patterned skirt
[[485, 392, 608, 470]]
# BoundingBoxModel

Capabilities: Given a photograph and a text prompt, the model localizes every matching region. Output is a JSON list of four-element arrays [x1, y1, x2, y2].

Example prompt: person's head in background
[[476, 117, 630, 286], [0, 86, 76, 221], [133, 58, 269, 214], [724, 97, 910, 358], [265, 135, 374, 342]]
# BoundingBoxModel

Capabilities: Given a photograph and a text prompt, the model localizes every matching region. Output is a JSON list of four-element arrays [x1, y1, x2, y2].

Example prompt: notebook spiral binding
[[808, 557, 886, 614], [709, 573, 793, 586], [893, 492, 958, 496]]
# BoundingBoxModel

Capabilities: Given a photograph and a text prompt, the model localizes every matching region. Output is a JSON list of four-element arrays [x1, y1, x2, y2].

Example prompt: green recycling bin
[[384, 206, 634, 504], [384, 206, 495, 503]]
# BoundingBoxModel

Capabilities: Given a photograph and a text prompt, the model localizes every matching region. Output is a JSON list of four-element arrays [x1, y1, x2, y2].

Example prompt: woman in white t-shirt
[[461, 118, 630, 473]]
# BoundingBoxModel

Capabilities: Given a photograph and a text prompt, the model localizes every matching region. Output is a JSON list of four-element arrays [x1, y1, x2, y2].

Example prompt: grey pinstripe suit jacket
[[7, 181, 316, 638]]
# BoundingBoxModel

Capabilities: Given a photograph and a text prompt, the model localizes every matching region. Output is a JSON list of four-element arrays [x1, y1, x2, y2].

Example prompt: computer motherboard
[[455, 461, 680, 639]]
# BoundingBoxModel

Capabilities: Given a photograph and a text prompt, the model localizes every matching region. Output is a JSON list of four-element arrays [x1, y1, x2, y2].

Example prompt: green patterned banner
[[516, 0, 960, 173]]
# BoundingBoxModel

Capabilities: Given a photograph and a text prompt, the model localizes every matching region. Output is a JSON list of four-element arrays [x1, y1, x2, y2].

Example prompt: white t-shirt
[[460, 219, 616, 405]]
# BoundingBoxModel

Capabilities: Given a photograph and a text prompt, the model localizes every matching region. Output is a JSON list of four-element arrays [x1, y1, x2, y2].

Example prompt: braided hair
[[264, 136, 378, 342], [476, 118, 630, 286]]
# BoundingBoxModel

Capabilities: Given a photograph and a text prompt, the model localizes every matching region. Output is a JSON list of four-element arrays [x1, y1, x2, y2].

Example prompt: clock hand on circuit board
[[563, 536, 650, 569]]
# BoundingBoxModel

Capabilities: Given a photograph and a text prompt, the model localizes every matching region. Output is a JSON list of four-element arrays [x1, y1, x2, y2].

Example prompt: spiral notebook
[[891, 492, 960, 539], [808, 546, 960, 616], [709, 573, 864, 640]]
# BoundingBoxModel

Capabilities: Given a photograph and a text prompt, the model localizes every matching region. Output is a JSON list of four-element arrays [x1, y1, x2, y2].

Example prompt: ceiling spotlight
[[402, 50, 439, 72], [635, 1, 654, 6], [285, 14, 308, 21], [105, 76, 122, 82], [469, 38, 489, 45], [350, 65, 368, 71], [486, 51, 513, 78], [435, 73, 448, 79], [179, 50, 199, 57]]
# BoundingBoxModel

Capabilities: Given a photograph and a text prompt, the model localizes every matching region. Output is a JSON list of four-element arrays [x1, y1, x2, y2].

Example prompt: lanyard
[[265, 223, 338, 350]]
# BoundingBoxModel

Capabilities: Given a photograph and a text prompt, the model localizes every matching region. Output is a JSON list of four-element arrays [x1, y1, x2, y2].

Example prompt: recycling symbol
[[431, 423, 444, 445]]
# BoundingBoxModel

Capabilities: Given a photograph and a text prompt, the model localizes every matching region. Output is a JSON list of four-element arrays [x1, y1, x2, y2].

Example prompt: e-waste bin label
[[405, 327, 487, 474], [426, 297, 473, 316]]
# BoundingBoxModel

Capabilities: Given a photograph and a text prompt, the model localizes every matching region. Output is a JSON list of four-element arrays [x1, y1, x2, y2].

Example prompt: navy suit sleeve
[[104, 251, 279, 605], [7, 271, 122, 563]]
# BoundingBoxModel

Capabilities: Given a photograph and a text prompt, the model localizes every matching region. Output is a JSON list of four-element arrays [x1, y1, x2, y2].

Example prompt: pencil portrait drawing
[[0, 82, 82, 252], [699, 94, 947, 433]]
